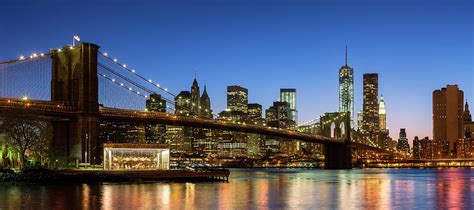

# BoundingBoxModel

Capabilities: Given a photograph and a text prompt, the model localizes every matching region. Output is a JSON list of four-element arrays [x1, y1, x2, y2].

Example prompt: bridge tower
[[320, 112, 352, 169], [50, 43, 100, 164]]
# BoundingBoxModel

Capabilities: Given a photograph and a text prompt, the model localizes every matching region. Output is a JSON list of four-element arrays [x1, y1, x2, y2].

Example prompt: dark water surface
[[1, 168, 473, 209]]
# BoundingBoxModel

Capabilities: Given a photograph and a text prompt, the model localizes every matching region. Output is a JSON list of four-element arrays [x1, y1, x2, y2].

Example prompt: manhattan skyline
[[0, 0, 472, 142]]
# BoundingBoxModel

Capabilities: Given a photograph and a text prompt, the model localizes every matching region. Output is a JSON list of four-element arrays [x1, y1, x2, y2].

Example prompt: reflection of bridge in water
[[0, 42, 399, 169]]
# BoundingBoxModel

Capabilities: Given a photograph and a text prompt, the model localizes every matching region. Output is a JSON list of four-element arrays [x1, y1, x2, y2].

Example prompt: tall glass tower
[[379, 95, 387, 131], [362, 73, 379, 146], [339, 46, 354, 127], [280, 88, 297, 123]]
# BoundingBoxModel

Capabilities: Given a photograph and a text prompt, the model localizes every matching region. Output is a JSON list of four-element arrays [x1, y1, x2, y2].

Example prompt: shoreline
[[2, 166, 473, 186], [0, 169, 229, 185]]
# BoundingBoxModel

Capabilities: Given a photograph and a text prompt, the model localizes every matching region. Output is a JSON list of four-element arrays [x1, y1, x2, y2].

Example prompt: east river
[[0, 168, 473, 209]]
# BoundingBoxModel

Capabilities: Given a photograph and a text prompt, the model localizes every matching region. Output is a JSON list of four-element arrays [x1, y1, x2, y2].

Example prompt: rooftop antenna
[[345, 45, 348, 66]]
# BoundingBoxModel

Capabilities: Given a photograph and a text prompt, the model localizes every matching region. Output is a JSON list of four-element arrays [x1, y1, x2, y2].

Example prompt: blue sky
[[0, 0, 472, 142]]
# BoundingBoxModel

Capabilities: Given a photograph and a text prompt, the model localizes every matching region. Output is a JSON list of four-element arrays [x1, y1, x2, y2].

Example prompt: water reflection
[[0, 168, 473, 209]]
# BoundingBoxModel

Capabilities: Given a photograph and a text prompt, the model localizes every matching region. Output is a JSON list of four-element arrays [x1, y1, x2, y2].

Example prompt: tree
[[0, 111, 51, 169]]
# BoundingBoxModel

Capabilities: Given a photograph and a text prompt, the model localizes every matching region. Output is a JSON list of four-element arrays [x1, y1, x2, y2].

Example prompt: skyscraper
[[175, 91, 192, 116], [462, 102, 474, 158], [264, 101, 294, 154], [247, 103, 264, 158], [379, 95, 387, 131], [265, 101, 292, 128], [464, 101, 474, 140], [362, 73, 379, 146], [433, 84, 464, 158], [378, 95, 390, 149], [191, 78, 200, 115], [145, 93, 167, 143], [413, 136, 421, 159], [248, 103, 263, 125], [396, 128, 410, 153], [357, 110, 363, 131], [146, 93, 167, 112], [172, 91, 193, 153], [339, 46, 354, 127], [280, 88, 297, 123], [227, 85, 248, 113], [200, 85, 212, 119], [172, 79, 215, 155], [464, 101, 472, 122]]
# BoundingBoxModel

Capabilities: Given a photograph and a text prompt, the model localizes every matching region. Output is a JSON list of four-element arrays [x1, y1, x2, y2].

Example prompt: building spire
[[345, 45, 348, 66]]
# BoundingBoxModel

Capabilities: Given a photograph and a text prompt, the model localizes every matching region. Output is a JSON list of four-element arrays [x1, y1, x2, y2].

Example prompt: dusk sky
[[1, 0, 472, 142]]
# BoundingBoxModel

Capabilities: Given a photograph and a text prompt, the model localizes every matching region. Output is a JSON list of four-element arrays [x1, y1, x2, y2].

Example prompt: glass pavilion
[[103, 143, 170, 170]]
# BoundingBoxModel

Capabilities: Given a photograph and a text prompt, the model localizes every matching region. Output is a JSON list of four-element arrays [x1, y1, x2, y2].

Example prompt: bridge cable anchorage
[[98, 63, 176, 106], [99, 51, 176, 97], [98, 73, 176, 112]]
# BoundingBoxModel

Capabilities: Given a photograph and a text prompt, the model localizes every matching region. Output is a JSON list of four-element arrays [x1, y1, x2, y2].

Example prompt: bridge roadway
[[0, 98, 341, 145], [0, 98, 401, 156]]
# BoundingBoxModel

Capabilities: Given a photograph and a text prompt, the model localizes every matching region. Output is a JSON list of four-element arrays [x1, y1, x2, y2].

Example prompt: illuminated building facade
[[175, 91, 192, 116], [166, 125, 188, 154], [248, 103, 263, 125], [266, 101, 294, 128], [216, 110, 247, 158], [413, 136, 421, 159], [396, 128, 410, 153], [433, 85, 464, 158], [145, 93, 167, 144], [208, 85, 251, 158], [418, 137, 434, 159], [191, 78, 200, 115], [280, 88, 297, 123], [200, 86, 212, 118], [171, 79, 216, 155], [227, 85, 248, 113], [362, 73, 379, 146], [99, 121, 145, 144], [357, 110, 363, 131], [378, 95, 389, 148], [265, 101, 297, 155], [297, 123, 323, 159], [338, 47, 354, 127], [247, 103, 264, 158], [379, 95, 387, 131], [463, 102, 474, 158]]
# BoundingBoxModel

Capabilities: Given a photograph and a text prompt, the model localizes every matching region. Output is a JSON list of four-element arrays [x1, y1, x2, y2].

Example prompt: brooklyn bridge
[[0, 42, 400, 169]]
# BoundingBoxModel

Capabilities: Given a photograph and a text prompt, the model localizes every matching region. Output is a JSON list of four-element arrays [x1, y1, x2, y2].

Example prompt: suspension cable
[[99, 51, 176, 97]]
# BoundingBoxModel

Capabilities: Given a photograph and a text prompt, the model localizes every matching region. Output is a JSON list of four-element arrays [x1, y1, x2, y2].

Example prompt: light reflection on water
[[0, 168, 473, 209]]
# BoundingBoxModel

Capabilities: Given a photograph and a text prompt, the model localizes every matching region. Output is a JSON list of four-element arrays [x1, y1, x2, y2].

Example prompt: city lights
[[0, 3, 470, 209]]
